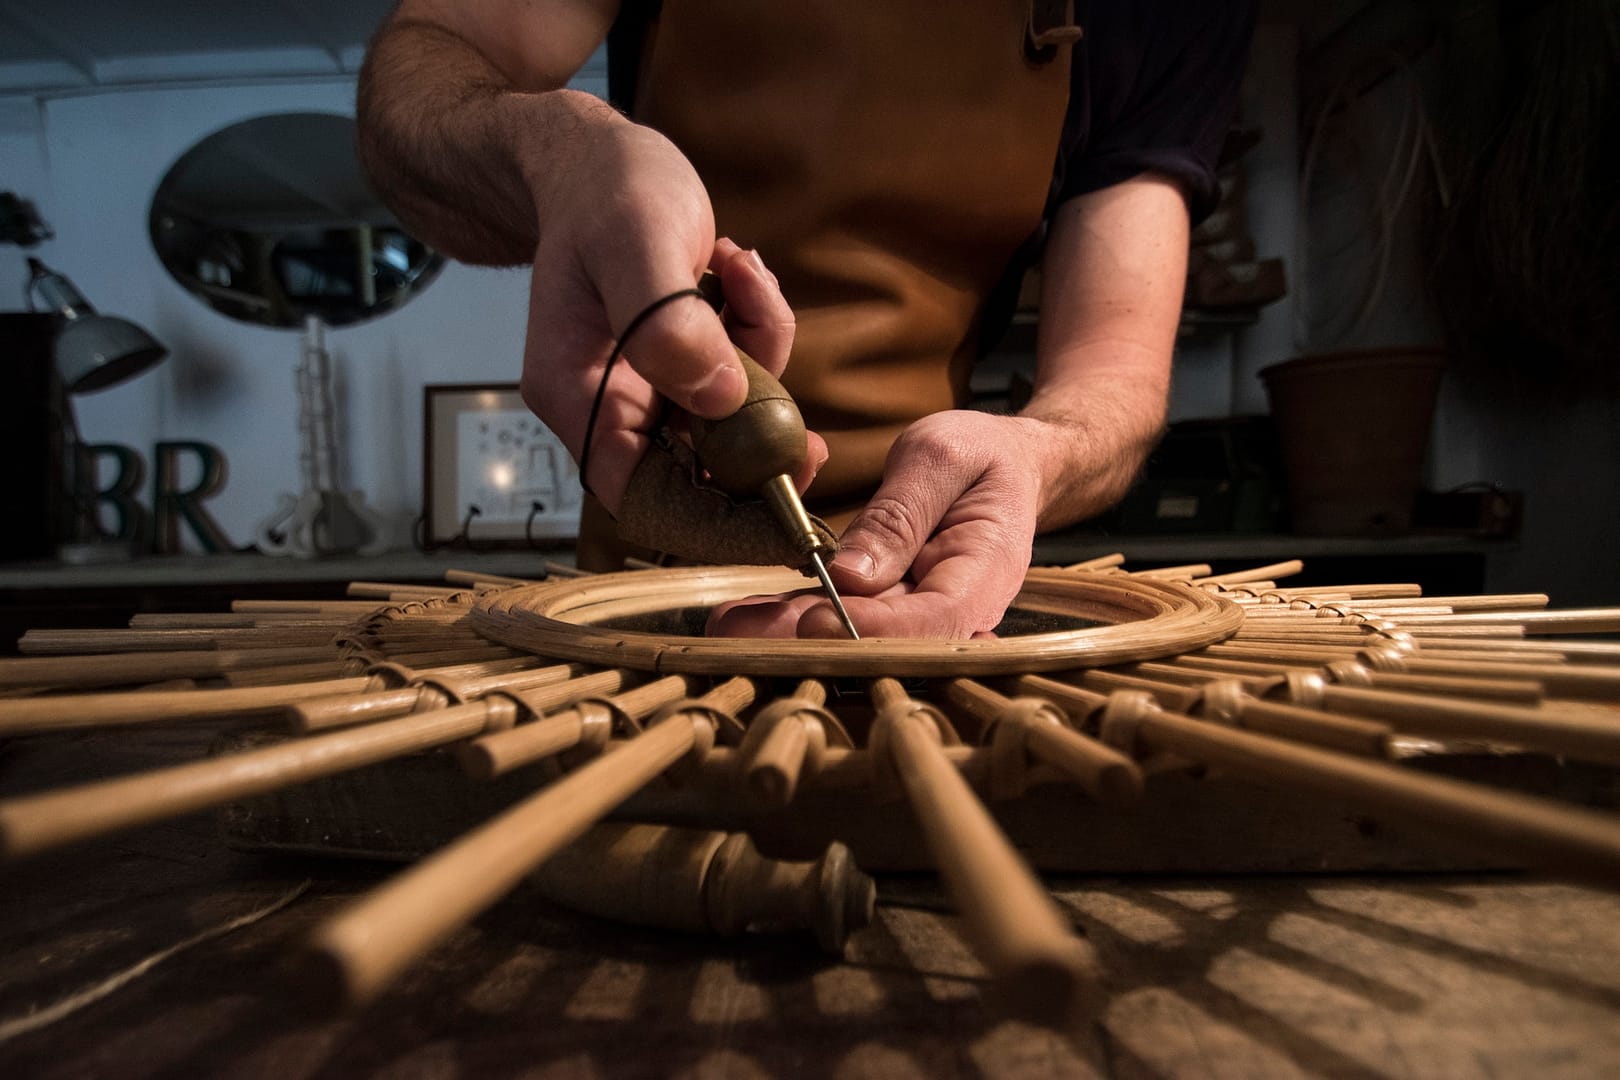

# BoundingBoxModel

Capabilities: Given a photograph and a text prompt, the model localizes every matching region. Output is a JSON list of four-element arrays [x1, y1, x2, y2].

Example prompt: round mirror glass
[[149, 112, 444, 329]]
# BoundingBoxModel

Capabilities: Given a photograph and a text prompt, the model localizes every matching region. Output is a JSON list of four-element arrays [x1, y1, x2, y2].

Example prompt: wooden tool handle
[[688, 349, 808, 496]]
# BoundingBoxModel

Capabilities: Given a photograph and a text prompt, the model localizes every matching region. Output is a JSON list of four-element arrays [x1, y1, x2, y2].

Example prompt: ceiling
[[0, 0, 400, 93]]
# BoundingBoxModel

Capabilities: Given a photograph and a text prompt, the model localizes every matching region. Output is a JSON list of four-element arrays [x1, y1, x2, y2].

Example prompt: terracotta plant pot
[[1259, 347, 1445, 536]]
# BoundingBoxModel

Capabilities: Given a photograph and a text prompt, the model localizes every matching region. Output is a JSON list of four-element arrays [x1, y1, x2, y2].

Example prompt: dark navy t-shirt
[[1054, 0, 1257, 223]]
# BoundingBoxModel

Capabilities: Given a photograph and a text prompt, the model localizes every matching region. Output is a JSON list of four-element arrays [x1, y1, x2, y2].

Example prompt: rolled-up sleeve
[[1054, 0, 1258, 224]]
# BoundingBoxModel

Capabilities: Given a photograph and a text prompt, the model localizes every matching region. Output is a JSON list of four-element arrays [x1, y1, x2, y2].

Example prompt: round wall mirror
[[149, 112, 444, 329]]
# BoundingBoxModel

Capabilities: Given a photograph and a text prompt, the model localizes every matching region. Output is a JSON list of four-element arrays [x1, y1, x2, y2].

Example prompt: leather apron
[[577, 0, 1076, 570]]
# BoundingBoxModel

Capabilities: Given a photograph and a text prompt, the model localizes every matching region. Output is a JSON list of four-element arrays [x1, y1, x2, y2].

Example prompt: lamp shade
[[27, 257, 168, 394], [54, 315, 168, 394]]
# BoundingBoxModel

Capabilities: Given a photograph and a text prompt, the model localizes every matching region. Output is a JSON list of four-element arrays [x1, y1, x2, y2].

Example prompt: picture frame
[[422, 383, 581, 548]]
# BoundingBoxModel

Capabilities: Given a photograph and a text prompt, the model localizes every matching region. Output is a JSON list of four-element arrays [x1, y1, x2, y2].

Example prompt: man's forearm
[[356, 19, 621, 266], [1021, 177, 1188, 532], [1019, 347, 1170, 531]]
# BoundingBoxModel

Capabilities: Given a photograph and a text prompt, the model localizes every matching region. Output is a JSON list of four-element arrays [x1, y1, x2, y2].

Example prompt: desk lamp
[[26, 257, 168, 559]]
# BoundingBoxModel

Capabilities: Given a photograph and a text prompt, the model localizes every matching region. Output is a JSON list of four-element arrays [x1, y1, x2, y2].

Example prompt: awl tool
[[689, 273, 859, 639]]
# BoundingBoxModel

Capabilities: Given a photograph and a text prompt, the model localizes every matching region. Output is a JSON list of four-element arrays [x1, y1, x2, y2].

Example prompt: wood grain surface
[[3, 728, 1619, 1078]]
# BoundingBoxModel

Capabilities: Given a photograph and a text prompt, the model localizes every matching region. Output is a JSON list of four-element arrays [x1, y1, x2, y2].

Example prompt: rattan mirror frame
[[469, 565, 1245, 677]]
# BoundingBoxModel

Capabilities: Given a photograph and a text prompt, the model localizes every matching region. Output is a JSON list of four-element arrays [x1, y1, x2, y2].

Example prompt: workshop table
[[2, 728, 1617, 1079]]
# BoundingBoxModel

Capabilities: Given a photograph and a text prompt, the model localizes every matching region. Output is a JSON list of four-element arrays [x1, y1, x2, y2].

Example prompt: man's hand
[[709, 175, 1189, 639], [518, 137, 817, 514], [357, 2, 820, 515], [709, 411, 1045, 638]]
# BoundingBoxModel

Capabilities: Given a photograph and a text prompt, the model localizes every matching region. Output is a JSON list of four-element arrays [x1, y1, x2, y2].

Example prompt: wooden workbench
[[2, 728, 1617, 1078]]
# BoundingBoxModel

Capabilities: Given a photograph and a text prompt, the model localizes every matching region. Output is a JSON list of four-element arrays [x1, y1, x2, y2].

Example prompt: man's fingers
[[801, 546, 1022, 639], [614, 290, 747, 419], [705, 589, 824, 637], [522, 254, 662, 513], [710, 239, 795, 377], [584, 206, 746, 419], [829, 422, 983, 593]]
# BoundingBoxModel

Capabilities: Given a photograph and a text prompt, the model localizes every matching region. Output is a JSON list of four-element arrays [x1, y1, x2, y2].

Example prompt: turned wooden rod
[[1218, 634, 1620, 667], [1398, 638, 1620, 662], [868, 678, 1103, 1024], [1106, 695, 1620, 888], [221, 661, 354, 687], [940, 678, 1142, 804], [532, 822, 872, 952], [303, 679, 752, 1007], [1068, 669, 1204, 713], [0, 698, 516, 860], [381, 645, 524, 667], [1336, 593, 1550, 612], [1390, 657, 1620, 699]]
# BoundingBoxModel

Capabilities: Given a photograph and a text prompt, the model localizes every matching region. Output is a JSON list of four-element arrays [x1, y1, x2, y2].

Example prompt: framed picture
[[422, 383, 581, 547]]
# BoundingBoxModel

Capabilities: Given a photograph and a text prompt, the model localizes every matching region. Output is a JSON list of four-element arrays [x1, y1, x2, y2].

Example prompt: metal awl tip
[[808, 551, 860, 640]]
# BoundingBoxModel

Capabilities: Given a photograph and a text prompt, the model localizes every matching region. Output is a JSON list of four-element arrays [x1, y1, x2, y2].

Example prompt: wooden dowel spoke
[[302, 680, 748, 1006], [1319, 685, 1620, 765], [0, 699, 513, 859], [1107, 696, 1620, 888], [0, 645, 339, 691], [869, 678, 1102, 1023], [941, 678, 1142, 803], [733, 679, 832, 809], [459, 674, 694, 780], [0, 676, 372, 737]]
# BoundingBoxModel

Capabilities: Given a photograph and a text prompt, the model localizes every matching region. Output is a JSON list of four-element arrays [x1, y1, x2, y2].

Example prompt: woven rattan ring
[[469, 565, 1245, 678]]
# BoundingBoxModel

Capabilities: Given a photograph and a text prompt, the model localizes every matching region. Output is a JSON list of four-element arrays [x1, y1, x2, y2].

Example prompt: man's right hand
[[357, 0, 816, 515], [518, 116, 804, 513]]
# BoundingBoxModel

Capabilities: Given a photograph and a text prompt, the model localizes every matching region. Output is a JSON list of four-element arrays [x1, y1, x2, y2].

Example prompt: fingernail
[[745, 249, 779, 287], [692, 362, 745, 414], [833, 548, 875, 580]]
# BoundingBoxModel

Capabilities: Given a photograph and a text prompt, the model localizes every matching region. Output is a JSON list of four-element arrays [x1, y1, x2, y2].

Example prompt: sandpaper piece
[[616, 436, 838, 571]]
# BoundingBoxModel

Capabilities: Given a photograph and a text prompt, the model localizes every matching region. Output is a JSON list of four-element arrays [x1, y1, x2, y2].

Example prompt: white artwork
[[455, 408, 580, 537]]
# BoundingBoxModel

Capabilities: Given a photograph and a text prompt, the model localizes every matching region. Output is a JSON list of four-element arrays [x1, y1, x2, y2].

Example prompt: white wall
[[6, 79, 535, 551]]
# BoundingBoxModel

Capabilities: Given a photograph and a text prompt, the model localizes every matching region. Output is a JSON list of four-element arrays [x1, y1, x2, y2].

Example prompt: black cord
[[578, 287, 707, 498], [524, 500, 546, 550]]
